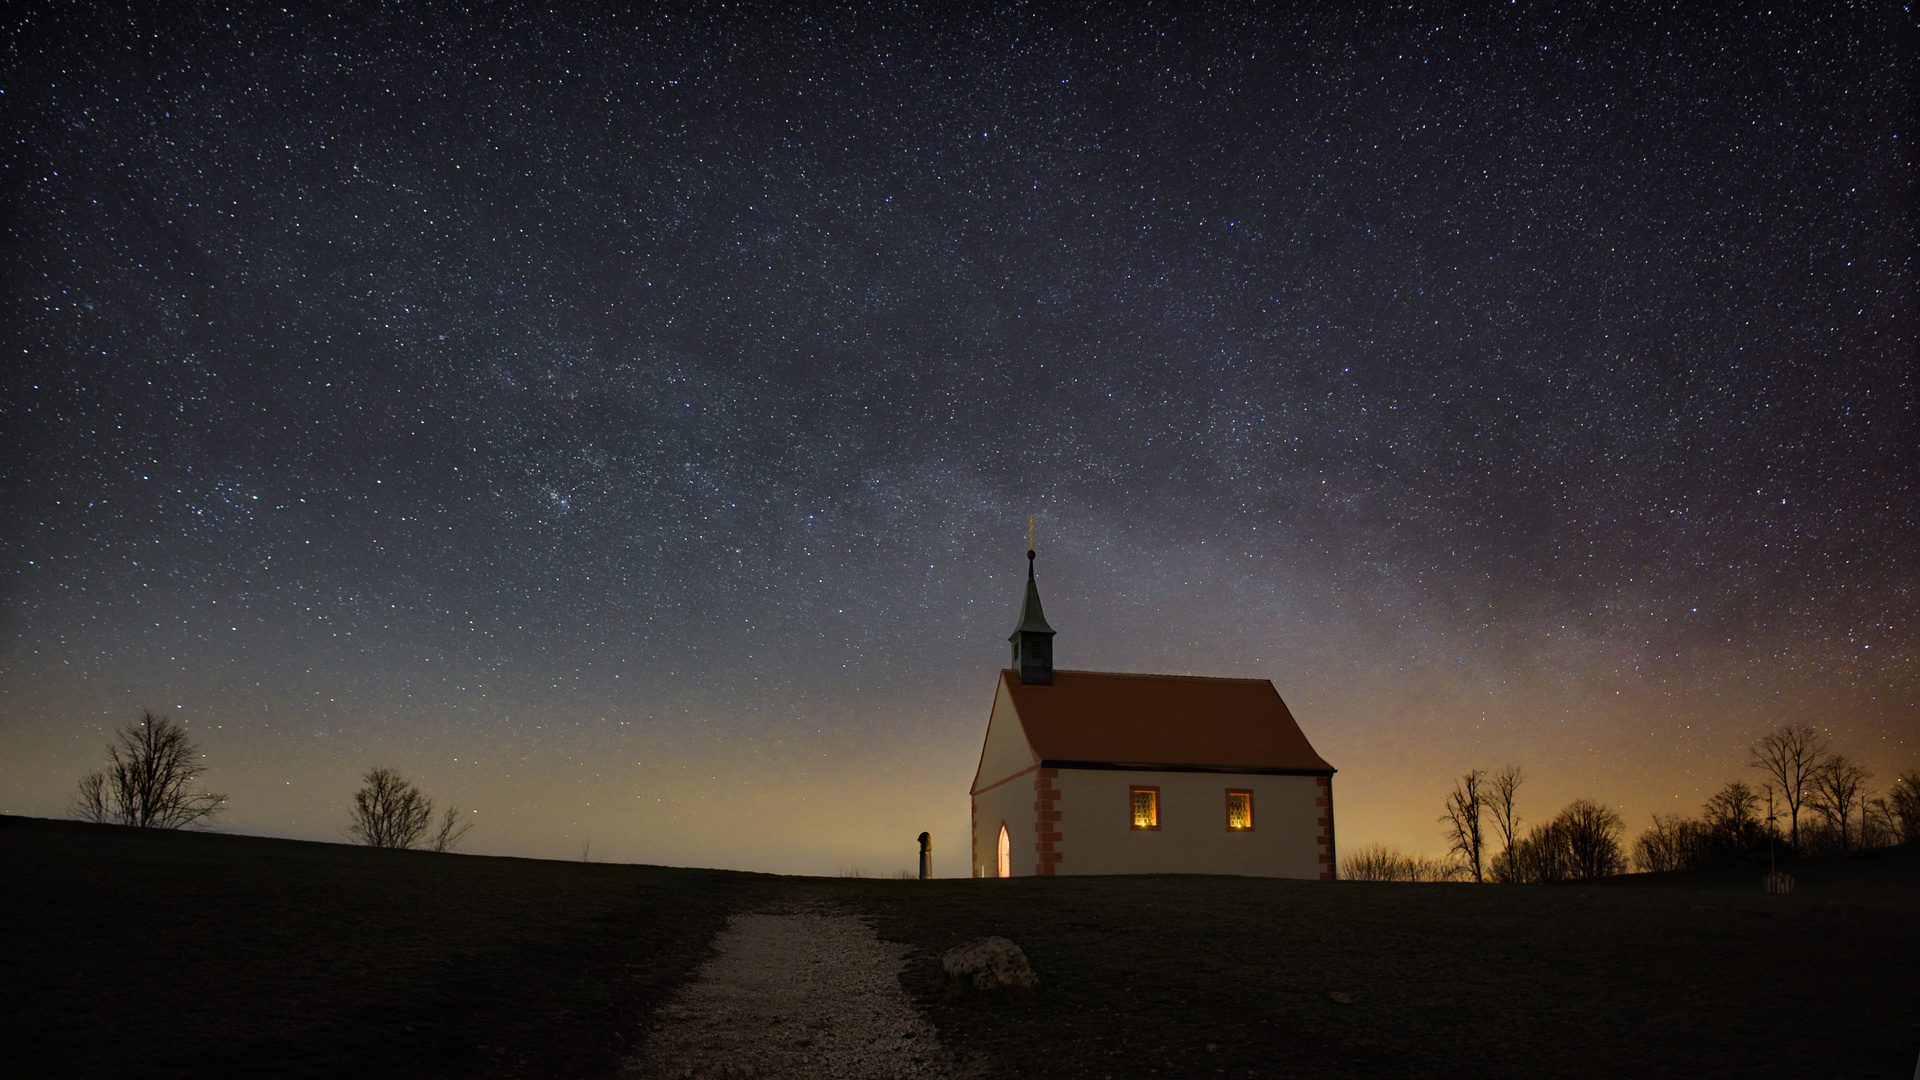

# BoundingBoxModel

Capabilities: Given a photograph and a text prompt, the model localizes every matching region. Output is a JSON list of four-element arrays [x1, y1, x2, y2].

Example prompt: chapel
[[969, 547, 1337, 879]]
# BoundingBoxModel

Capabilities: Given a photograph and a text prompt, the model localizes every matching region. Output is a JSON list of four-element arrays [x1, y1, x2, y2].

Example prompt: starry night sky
[[3, 3, 1911, 874]]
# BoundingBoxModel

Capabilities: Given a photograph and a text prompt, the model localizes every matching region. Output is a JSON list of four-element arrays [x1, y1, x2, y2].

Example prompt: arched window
[[996, 824, 1011, 878]]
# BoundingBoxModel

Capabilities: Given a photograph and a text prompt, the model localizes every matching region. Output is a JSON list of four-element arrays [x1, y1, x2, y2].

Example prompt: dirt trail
[[621, 910, 958, 1080]]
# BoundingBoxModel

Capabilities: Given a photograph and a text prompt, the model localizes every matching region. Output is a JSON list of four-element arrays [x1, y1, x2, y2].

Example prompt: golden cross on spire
[[1028, 516, 1034, 553]]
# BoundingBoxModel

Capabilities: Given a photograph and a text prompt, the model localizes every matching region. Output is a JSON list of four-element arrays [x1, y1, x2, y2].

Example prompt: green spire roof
[[1008, 551, 1055, 638]]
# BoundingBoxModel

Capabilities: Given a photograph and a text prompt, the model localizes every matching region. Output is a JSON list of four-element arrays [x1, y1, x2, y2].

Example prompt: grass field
[[3, 816, 1914, 1079]]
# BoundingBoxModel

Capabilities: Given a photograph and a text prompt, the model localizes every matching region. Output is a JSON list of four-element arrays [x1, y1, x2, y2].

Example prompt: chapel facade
[[969, 549, 1337, 879]]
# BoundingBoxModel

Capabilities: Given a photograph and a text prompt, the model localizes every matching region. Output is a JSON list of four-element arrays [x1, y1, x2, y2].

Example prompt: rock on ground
[[940, 936, 1038, 991], [622, 911, 956, 1080]]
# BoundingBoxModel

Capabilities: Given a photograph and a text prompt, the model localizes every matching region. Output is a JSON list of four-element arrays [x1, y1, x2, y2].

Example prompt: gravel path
[[621, 910, 959, 1080]]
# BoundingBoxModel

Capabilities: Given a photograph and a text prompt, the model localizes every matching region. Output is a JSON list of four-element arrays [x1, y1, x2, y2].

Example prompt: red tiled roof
[[1002, 668, 1334, 773]]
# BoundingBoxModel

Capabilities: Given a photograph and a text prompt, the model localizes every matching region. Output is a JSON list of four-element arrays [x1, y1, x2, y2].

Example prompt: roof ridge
[[1045, 668, 1274, 685]]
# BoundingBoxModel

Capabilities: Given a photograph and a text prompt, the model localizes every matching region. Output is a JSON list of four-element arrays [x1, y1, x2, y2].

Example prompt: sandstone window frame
[[1129, 785, 1161, 831], [1226, 788, 1255, 832]]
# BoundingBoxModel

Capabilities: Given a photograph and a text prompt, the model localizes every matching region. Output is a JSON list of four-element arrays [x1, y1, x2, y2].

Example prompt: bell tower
[[1007, 545, 1056, 685]]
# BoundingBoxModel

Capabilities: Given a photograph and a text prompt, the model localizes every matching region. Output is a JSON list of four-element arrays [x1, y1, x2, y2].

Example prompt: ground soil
[[621, 910, 959, 1080]]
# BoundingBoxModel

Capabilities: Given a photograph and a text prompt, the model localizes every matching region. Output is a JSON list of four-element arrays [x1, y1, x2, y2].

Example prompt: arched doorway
[[996, 824, 1011, 878]]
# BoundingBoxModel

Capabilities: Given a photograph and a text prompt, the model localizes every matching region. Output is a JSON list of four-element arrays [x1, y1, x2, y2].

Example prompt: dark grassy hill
[[0, 816, 778, 1079], [855, 846, 1919, 1080], [1591, 839, 1920, 898], [4, 817, 1915, 1079]]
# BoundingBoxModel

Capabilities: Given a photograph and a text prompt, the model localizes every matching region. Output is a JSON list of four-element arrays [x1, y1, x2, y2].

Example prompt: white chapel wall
[[971, 773, 1035, 877], [972, 678, 1037, 791], [1055, 770, 1325, 878], [969, 680, 1040, 877]]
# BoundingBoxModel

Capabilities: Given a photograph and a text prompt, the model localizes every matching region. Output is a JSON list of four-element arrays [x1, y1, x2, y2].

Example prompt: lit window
[[1130, 786, 1160, 830], [1227, 789, 1254, 831]]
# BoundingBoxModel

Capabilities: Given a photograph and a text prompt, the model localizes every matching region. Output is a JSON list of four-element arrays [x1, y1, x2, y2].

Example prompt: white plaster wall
[[968, 677, 1042, 878], [971, 774, 1035, 877], [1055, 770, 1325, 878], [972, 678, 1037, 792]]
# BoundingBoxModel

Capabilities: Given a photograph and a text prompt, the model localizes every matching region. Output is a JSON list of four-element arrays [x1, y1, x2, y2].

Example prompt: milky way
[[3, 4, 1910, 871]]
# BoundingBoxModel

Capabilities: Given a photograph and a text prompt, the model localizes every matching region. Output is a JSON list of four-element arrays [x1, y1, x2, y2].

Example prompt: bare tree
[[1498, 801, 1625, 881], [1889, 769, 1920, 844], [1503, 820, 1569, 883], [1632, 813, 1707, 873], [1806, 755, 1872, 853], [72, 710, 225, 828], [429, 805, 473, 853], [347, 768, 430, 848], [1406, 853, 1473, 882], [1702, 780, 1766, 857], [346, 768, 473, 852], [1439, 769, 1488, 882], [1487, 847, 1519, 883], [1486, 764, 1525, 880], [1860, 797, 1898, 850], [1626, 782, 1766, 873], [1748, 725, 1829, 851], [1339, 842, 1404, 881], [1557, 799, 1627, 879], [1337, 843, 1470, 882]]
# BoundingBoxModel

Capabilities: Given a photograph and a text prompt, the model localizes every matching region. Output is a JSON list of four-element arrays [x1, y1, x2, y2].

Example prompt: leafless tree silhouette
[[1486, 764, 1525, 880], [72, 710, 225, 828], [1632, 813, 1707, 873], [1860, 797, 1899, 849], [1499, 800, 1625, 881], [1748, 725, 1828, 851], [1806, 755, 1872, 853], [428, 806, 471, 852], [1557, 798, 1627, 878], [346, 768, 472, 852], [1502, 820, 1569, 883], [1339, 843, 1470, 882], [1890, 769, 1920, 844], [1439, 769, 1487, 882], [1338, 843, 1403, 881], [1702, 780, 1768, 856]]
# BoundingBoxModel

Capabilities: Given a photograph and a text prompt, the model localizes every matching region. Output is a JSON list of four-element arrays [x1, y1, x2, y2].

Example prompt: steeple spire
[[1008, 529, 1056, 685]]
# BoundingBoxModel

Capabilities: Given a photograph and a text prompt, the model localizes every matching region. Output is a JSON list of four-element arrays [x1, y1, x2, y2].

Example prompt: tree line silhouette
[[1343, 724, 1920, 882], [71, 710, 472, 852], [71, 710, 1916, 876], [1637, 727, 1916, 870]]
